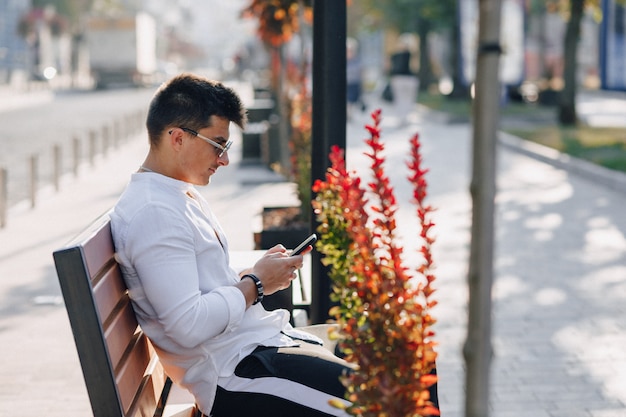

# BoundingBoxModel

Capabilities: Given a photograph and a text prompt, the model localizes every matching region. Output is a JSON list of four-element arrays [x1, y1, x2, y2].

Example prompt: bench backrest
[[53, 214, 180, 417]]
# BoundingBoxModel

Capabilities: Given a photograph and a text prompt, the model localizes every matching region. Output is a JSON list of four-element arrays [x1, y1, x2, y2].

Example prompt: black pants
[[210, 343, 351, 417], [210, 344, 439, 417]]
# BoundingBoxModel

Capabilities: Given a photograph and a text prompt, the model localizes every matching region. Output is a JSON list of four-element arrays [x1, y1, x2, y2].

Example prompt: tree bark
[[464, 0, 502, 416], [558, 0, 584, 125], [449, 21, 470, 99], [417, 18, 434, 91]]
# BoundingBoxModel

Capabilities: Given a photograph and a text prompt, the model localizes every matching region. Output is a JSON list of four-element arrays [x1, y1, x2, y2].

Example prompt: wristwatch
[[241, 274, 264, 305]]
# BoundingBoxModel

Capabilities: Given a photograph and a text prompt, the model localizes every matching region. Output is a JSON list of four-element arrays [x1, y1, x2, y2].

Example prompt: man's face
[[175, 116, 232, 186]]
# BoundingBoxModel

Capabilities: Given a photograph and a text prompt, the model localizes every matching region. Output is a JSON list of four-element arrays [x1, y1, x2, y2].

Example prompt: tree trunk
[[449, 20, 470, 99], [417, 18, 434, 92], [558, 0, 584, 125], [464, 0, 502, 416]]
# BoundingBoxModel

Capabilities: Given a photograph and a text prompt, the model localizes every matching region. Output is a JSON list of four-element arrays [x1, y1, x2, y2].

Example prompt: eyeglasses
[[180, 127, 232, 157]]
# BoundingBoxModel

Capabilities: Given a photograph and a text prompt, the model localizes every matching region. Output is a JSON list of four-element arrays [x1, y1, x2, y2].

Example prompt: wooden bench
[[53, 214, 199, 417], [53, 213, 337, 417]]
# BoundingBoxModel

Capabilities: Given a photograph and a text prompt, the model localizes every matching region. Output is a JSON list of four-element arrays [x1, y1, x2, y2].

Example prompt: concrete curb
[[498, 131, 626, 195], [418, 105, 626, 196]]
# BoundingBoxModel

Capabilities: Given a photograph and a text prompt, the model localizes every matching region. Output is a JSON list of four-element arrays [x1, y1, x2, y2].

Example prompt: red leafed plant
[[312, 109, 439, 417]]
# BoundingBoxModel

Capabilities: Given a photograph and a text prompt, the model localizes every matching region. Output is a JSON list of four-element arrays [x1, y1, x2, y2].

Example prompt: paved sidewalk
[[0, 91, 625, 417]]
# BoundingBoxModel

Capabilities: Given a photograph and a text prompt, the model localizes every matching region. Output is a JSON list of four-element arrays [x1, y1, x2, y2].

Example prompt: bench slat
[[93, 262, 127, 323], [127, 359, 166, 417], [115, 333, 154, 414], [81, 219, 116, 280], [105, 298, 140, 369], [161, 383, 199, 417]]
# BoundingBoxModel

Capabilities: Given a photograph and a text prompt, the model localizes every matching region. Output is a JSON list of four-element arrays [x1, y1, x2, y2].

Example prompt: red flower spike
[[313, 109, 439, 417]]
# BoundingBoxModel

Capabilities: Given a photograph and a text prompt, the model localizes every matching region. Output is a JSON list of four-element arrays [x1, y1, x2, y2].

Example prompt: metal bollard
[[113, 120, 120, 148], [73, 136, 81, 177], [53, 144, 61, 192], [30, 154, 38, 208], [102, 124, 110, 156], [0, 167, 6, 228], [89, 130, 97, 166], [125, 115, 132, 140]]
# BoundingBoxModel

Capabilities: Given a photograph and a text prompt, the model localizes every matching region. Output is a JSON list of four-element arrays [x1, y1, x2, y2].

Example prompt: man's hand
[[251, 244, 304, 295], [236, 244, 312, 308]]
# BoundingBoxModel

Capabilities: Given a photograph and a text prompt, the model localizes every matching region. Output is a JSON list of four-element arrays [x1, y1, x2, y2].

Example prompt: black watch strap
[[241, 274, 264, 305]]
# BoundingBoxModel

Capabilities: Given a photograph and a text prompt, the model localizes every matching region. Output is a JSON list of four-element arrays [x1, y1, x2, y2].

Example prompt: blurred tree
[[241, 0, 312, 47], [349, 0, 457, 93], [30, 0, 135, 26], [527, 0, 617, 125], [559, 0, 586, 125], [90, 0, 129, 16], [241, 0, 313, 95], [31, 0, 93, 29], [241, 0, 315, 201], [558, 0, 626, 125]]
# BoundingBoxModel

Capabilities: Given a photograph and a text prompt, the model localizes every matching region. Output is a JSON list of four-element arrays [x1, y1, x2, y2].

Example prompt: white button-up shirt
[[110, 172, 319, 413]]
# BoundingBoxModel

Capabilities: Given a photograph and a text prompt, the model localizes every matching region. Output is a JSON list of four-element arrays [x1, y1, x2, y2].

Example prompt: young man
[[110, 73, 351, 416]]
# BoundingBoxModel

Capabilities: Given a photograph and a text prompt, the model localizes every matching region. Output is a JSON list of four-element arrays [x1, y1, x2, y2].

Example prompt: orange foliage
[[241, 0, 313, 47]]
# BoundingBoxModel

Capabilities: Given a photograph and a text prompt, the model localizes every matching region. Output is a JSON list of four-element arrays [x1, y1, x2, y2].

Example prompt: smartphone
[[290, 233, 317, 256]]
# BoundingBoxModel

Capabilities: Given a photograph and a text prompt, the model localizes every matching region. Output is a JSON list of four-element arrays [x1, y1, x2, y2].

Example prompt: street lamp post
[[309, 0, 347, 324]]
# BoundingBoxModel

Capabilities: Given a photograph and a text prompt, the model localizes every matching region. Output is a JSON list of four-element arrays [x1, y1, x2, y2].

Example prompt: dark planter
[[241, 122, 269, 165], [257, 206, 310, 250], [262, 286, 294, 313], [538, 88, 560, 106], [247, 98, 275, 123]]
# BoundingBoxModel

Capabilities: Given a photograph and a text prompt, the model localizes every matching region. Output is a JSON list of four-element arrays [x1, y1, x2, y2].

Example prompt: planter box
[[241, 121, 269, 165], [247, 98, 275, 123], [257, 206, 310, 250]]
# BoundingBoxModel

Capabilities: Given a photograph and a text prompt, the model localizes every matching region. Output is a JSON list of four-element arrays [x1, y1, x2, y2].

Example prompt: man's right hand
[[252, 245, 303, 295]]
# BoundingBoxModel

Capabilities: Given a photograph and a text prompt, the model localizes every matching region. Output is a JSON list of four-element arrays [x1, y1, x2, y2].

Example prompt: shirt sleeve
[[125, 203, 246, 349]]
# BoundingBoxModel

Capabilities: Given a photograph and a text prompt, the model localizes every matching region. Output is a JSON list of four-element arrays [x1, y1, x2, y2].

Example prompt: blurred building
[[0, 1, 262, 86], [128, 0, 256, 74], [0, 0, 32, 84]]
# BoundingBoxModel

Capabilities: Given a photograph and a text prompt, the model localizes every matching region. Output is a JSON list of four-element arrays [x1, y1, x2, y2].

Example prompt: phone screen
[[290, 233, 317, 256]]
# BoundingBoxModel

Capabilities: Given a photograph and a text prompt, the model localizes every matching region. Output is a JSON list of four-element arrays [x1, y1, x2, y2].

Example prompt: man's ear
[[167, 128, 184, 149]]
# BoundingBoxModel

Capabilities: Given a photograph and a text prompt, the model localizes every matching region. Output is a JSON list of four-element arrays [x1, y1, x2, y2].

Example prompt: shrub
[[312, 109, 439, 416]]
